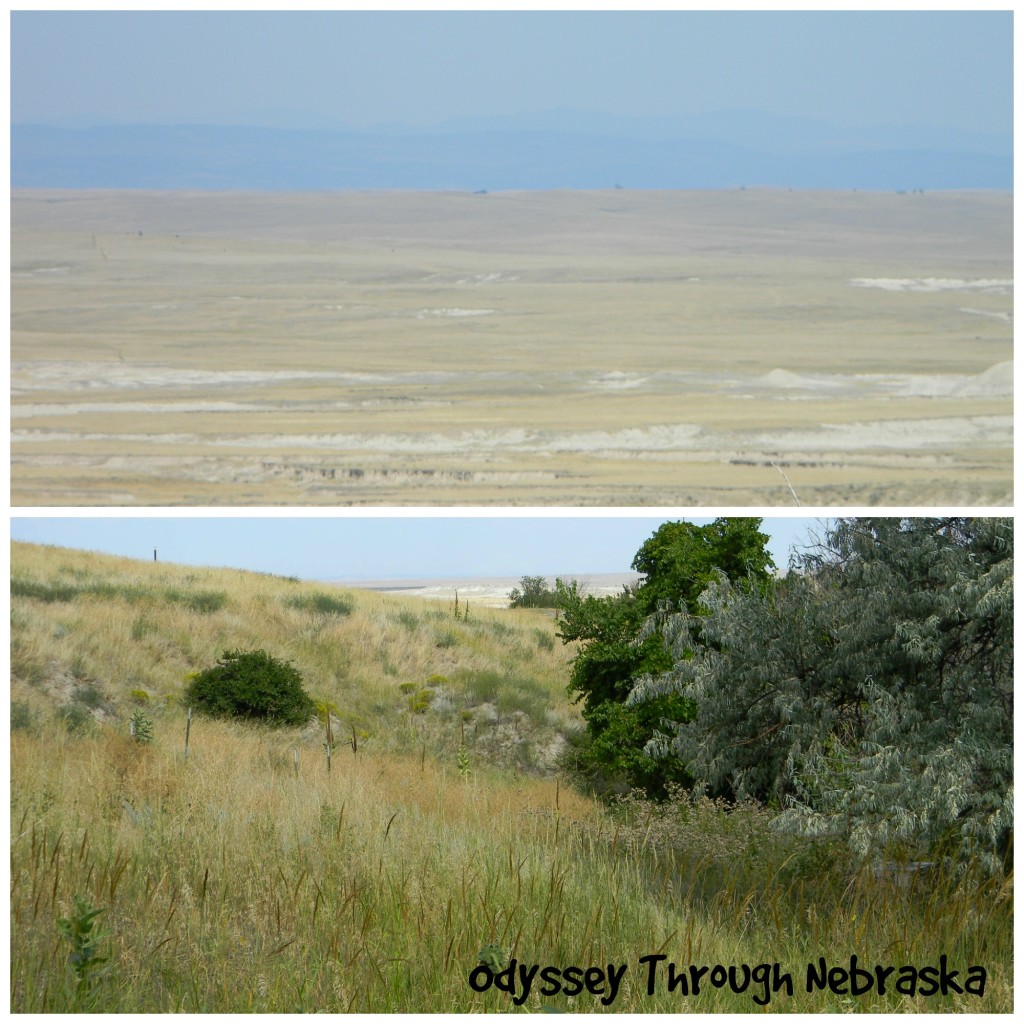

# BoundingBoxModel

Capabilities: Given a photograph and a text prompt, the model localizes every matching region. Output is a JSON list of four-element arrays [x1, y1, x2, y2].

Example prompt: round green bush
[[184, 649, 315, 727]]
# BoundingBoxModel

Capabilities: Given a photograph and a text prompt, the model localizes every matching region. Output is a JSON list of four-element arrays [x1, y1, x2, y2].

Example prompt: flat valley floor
[[11, 188, 1012, 506]]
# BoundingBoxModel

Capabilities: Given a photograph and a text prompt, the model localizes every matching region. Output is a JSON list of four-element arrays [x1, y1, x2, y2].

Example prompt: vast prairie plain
[[11, 188, 1012, 506]]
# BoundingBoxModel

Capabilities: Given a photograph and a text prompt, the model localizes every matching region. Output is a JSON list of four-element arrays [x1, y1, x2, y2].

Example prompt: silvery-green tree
[[632, 517, 1012, 870]]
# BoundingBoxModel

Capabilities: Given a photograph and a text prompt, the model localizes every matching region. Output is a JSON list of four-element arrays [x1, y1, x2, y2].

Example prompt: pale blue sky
[[11, 10, 1011, 137], [10, 517, 826, 582]]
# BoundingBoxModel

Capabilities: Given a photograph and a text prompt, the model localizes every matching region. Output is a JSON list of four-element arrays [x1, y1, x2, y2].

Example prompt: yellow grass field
[[12, 188, 1012, 506]]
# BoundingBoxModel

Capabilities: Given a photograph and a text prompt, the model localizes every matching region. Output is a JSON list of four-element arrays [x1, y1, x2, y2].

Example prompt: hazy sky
[[9, 516, 827, 582], [11, 10, 1011, 136]]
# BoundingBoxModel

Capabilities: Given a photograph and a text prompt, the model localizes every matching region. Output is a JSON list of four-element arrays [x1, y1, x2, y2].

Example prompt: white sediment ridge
[[13, 414, 1012, 456], [960, 307, 1012, 323], [11, 361, 1012, 405], [9, 362, 463, 394], [414, 307, 496, 318], [849, 277, 1013, 293]]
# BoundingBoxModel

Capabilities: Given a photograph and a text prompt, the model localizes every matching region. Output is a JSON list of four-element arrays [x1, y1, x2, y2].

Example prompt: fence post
[[184, 706, 192, 758]]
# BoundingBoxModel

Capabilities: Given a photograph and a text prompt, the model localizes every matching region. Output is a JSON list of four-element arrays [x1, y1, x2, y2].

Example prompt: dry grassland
[[9, 540, 579, 773], [11, 188, 1012, 506]]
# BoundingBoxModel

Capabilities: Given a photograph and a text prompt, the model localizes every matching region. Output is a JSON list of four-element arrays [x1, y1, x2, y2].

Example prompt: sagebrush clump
[[184, 649, 315, 727]]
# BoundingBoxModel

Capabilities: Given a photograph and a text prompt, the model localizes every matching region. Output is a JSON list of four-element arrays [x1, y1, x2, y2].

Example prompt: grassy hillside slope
[[11, 541, 579, 773], [10, 542, 1012, 1012]]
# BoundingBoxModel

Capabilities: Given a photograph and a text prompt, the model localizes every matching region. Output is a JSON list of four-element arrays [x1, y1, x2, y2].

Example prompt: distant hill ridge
[[11, 116, 1012, 191]]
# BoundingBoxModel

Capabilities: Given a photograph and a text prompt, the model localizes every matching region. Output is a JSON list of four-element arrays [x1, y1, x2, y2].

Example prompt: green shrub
[[57, 704, 93, 735], [487, 620, 516, 639], [478, 944, 507, 972], [11, 701, 36, 732], [10, 636, 47, 686], [56, 894, 110, 996], [130, 616, 153, 641], [252, 570, 300, 584], [69, 656, 91, 682], [74, 684, 104, 710], [57, 564, 90, 580], [129, 709, 154, 744], [129, 688, 151, 704], [565, 696, 694, 800], [168, 589, 227, 614], [395, 610, 420, 631], [284, 592, 354, 616], [11, 576, 80, 603], [12, 576, 154, 605], [408, 689, 434, 714], [184, 649, 315, 727], [314, 698, 339, 718], [533, 628, 555, 651], [497, 677, 549, 721], [458, 669, 502, 705]]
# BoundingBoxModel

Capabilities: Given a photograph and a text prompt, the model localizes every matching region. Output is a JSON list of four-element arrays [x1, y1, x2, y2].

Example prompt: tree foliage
[[631, 516, 775, 616], [508, 576, 560, 609], [557, 518, 775, 797], [633, 517, 1013, 870], [185, 649, 316, 727]]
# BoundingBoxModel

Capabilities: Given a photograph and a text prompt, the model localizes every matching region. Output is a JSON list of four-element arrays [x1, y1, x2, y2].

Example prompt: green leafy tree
[[634, 517, 1013, 870], [185, 649, 315, 727], [508, 575, 559, 609], [631, 516, 775, 617], [557, 518, 775, 798]]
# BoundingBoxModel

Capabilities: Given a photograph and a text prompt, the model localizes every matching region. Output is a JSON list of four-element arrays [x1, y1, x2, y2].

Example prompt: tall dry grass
[[11, 719, 1012, 1012]]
